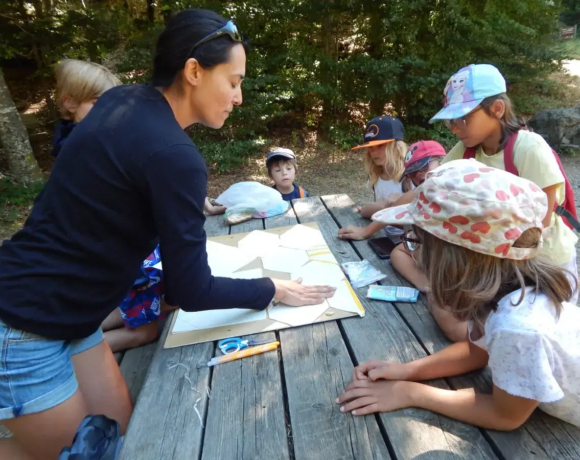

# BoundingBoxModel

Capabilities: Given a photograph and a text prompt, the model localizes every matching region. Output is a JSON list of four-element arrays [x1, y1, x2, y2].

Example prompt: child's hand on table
[[272, 278, 336, 306], [338, 226, 371, 240], [353, 359, 412, 382], [334, 359, 415, 416], [336, 378, 414, 416]]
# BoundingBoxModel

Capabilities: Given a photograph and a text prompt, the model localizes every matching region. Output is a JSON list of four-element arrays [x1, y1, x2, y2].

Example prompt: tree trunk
[[147, 1, 155, 22], [0, 68, 42, 184]]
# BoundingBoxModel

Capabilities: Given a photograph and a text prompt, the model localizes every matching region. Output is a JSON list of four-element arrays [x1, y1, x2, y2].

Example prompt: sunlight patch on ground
[[23, 100, 47, 115]]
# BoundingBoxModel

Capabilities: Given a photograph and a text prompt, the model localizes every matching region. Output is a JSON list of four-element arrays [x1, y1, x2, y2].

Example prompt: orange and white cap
[[351, 116, 404, 151]]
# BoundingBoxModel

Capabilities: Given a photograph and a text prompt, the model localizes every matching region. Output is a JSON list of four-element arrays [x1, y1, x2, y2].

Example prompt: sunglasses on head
[[187, 20, 243, 57]]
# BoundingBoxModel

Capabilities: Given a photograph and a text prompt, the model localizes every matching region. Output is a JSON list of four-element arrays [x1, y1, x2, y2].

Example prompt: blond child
[[338, 116, 407, 241], [52, 59, 121, 157], [390, 141, 446, 292], [338, 160, 580, 430], [52, 59, 169, 352]]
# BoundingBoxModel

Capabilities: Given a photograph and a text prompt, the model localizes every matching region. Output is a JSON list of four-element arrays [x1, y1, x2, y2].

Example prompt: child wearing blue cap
[[338, 116, 408, 241], [426, 63, 579, 340]]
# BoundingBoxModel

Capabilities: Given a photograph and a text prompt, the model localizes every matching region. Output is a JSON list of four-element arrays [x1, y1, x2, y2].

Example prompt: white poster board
[[163, 223, 364, 349]]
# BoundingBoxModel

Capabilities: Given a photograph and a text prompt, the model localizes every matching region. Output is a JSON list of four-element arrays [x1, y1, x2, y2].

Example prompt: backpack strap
[[463, 132, 520, 176], [463, 146, 477, 159], [503, 132, 519, 176], [556, 205, 580, 232], [299, 186, 305, 199]]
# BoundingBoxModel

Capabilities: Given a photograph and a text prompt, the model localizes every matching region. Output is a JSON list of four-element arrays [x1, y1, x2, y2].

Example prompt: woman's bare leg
[[0, 339, 132, 459], [0, 390, 89, 460], [72, 340, 133, 433]]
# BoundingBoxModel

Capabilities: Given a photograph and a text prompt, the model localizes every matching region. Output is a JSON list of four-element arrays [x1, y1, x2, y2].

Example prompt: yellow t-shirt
[[443, 130, 577, 265]]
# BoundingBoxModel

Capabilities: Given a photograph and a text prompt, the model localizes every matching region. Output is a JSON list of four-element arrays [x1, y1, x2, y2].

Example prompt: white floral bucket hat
[[372, 159, 548, 260]]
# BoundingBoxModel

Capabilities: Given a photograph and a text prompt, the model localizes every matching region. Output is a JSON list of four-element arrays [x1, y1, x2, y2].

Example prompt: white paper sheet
[[229, 268, 265, 279], [206, 241, 257, 277], [262, 321, 292, 332], [291, 261, 345, 286], [173, 308, 268, 333], [268, 302, 329, 327], [327, 280, 363, 315], [237, 231, 280, 257], [306, 248, 335, 264], [261, 247, 310, 273], [279, 224, 327, 250]]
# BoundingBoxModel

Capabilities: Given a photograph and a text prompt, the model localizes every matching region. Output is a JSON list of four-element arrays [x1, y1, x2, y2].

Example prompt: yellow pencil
[[207, 341, 280, 367]]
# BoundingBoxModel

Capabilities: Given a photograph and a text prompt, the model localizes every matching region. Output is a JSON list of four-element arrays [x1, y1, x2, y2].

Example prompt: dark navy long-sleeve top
[[0, 85, 275, 340]]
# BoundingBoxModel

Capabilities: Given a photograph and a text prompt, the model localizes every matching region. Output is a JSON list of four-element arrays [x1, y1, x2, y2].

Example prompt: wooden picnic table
[[119, 195, 580, 460]]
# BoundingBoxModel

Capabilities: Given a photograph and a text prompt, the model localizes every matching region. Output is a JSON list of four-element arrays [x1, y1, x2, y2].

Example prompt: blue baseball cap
[[429, 64, 507, 123], [351, 116, 404, 151]]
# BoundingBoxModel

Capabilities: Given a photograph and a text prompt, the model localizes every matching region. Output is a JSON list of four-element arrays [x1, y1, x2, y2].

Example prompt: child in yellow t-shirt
[[423, 64, 578, 341]]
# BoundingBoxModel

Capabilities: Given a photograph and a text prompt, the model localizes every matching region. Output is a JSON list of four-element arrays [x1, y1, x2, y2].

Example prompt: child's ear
[[490, 100, 505, 120], [62, 96, 79, 114]]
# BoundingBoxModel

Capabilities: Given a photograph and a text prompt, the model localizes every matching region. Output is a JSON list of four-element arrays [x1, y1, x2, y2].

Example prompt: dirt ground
[[205, 147, 373, 205]]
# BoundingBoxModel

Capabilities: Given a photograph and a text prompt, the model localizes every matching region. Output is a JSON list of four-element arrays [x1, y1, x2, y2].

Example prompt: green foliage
[[0, 177, 45, 223], [555, 37, 580, 59], [0, 0, 568, 173], [561, 0, 580, 26]]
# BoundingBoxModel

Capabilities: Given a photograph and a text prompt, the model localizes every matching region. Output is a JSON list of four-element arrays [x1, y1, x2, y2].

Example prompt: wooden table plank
[[118, 330, 214, 460], [119, 215, 230, 460], [201, 216, 291, 460], [280, 322, 391, 460], [265, 205, 298, 228], [120, 342, 157, 405], [320, 194, 451, 355], [201, 332, 290, 460], [295, 197, 497, 459], [266, 201, 391, 460], [322, 194, 580, 460]]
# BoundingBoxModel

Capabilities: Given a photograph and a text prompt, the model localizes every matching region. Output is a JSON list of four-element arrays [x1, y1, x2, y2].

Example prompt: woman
[[0, 9, 335, 459]]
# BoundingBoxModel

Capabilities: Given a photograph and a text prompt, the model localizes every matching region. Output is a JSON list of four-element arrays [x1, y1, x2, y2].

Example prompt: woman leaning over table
[[0, 9, 334, 459]]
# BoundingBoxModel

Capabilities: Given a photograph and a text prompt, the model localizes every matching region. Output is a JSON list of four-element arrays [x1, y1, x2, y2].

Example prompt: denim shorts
[[0, 319, 104, 420]]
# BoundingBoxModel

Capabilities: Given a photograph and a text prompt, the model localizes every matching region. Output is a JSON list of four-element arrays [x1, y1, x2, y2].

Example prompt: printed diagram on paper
[[168, 224, 365, 338]]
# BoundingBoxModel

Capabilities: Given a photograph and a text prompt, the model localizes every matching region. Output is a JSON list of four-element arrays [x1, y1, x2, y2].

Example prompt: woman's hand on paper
[[272, 278, 336, 306]]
